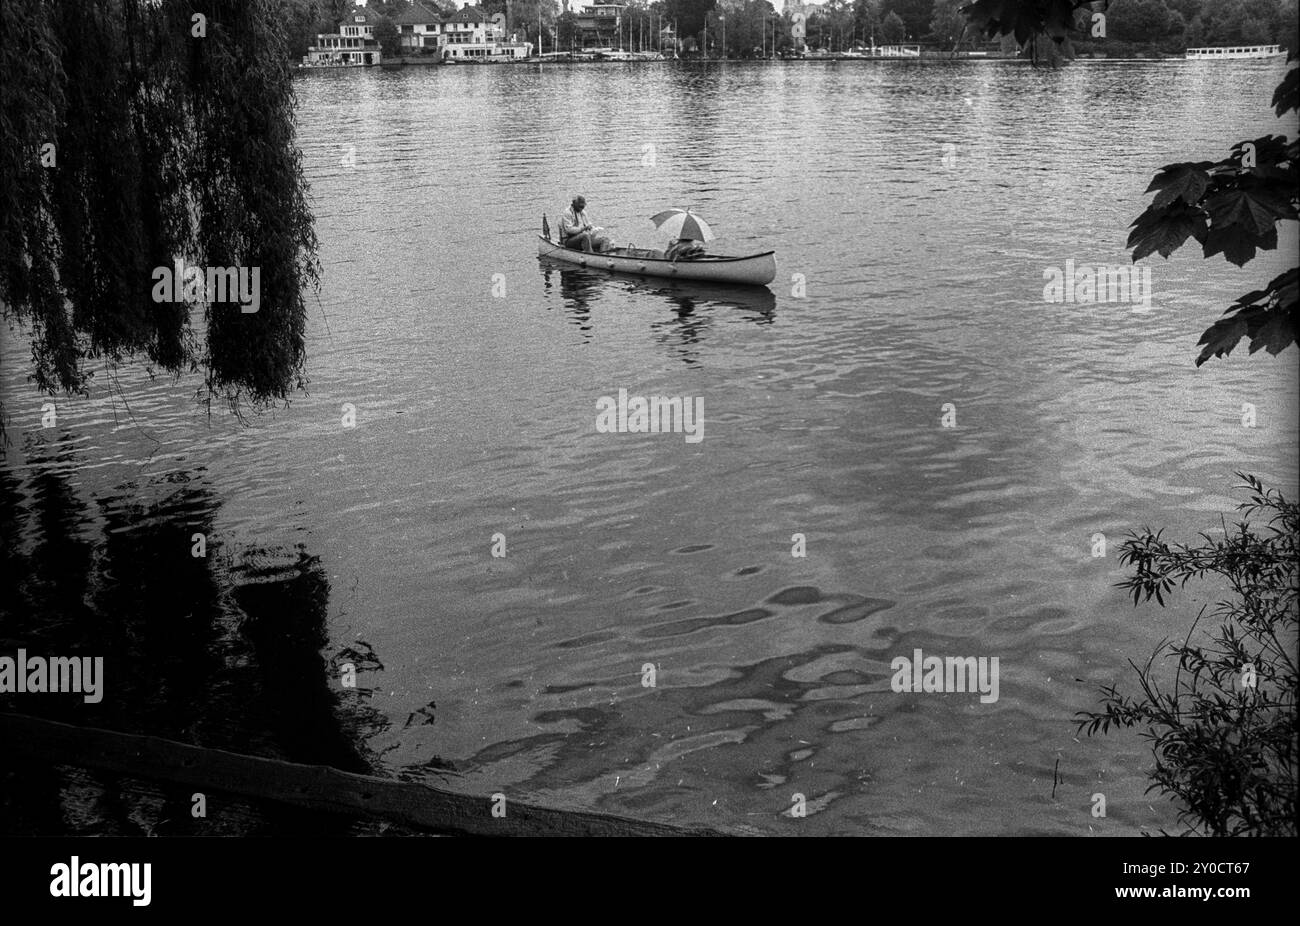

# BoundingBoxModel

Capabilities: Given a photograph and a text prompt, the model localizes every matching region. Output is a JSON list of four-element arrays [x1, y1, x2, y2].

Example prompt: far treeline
[[285, 0, 1298, 61]]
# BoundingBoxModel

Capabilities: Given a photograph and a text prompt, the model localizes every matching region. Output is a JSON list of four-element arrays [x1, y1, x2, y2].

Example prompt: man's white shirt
[[561, 206, 594, 237]]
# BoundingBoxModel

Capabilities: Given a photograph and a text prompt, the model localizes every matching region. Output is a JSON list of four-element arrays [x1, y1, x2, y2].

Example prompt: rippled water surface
[[4, 59, 1297, 835]]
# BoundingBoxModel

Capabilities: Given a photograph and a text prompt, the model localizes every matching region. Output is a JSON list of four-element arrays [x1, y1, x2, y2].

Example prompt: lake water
[[2, 58, 1296, 835]]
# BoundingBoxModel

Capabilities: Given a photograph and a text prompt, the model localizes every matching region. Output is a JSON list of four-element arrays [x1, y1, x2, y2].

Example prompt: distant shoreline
[[297, 52, 1288, 72]]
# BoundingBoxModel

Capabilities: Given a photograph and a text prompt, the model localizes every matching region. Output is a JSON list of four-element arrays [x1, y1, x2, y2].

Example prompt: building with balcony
[[304, 9, 382, 67], [570, 1, 625, 49], [394, 1, 448, 54], [442, 6, 532, 60], [389, 3, 531, 61]]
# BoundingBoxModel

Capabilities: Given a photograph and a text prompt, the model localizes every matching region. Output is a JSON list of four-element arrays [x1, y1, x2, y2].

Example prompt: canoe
[[544, 263, 778, 318], [537, 236, 776, 286]]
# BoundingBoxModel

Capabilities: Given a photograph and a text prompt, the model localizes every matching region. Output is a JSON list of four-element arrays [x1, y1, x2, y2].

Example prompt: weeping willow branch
[[0, 0, 319, 426]]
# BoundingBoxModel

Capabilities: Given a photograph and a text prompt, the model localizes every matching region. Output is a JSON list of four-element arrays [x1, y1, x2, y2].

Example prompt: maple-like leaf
[[1273, 61, 1298, 118], [1195, 269, 1299, 366], [1202, 223, 1276, 267], [1195, 313, 1253, 366], [1233, 134, 1292, 168], [1127, 204, 1207, 261], [1243, 165, 1296, 185], [1148, 163, 1211, 210], [1248, 308, 1296, 357], [1205, 190, 1295, 238]]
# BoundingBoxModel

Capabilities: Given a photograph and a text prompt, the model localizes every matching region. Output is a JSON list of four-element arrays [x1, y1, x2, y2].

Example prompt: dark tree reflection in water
[[0, 437, 388, 835]]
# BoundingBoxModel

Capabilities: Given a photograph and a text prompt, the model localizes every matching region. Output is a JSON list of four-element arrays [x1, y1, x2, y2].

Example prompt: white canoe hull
[[538, 236, 776, 286]]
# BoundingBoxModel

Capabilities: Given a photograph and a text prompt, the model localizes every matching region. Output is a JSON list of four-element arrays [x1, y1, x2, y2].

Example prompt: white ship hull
[[1185, 44, 1286, 60]]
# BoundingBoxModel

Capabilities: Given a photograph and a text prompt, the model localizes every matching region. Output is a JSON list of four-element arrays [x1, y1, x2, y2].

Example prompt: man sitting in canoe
[[560, 196, 610, 253]]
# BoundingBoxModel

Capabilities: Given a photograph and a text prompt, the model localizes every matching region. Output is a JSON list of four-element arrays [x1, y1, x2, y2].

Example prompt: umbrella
[[650, 208, 716, 242]]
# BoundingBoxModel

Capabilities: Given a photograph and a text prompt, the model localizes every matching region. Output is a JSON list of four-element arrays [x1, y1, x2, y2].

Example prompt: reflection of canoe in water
[[542, 264, 777, 321], [623, 275, 777, 317], [537, 236, 777, 287]]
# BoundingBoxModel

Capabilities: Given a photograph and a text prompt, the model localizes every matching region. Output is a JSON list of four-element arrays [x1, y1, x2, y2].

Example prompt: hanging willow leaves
[[0, 0, 319, 418]]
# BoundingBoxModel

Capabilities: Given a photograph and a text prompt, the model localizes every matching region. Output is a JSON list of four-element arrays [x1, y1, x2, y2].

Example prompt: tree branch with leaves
[[1127, 53, 1298, 365], [1077, 475, 1298, 836], [0, 0, 320, 431]]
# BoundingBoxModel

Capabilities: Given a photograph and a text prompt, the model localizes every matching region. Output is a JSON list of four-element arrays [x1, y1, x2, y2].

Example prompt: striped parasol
[[650, 208, 716, 242]]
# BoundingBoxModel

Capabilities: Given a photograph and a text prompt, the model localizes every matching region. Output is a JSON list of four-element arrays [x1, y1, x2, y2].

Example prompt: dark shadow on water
[[637, 277, 775, 367], [541, 264, 601, 339], [0, 434, 387, 835], [651, 299, 712, 367], [625, 276, 777, 322], [539, 259, 776, 364]]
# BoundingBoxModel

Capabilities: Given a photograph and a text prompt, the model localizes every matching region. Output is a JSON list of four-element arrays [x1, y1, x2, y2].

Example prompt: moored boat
[[1185, 44, 1286, 59], [537, 236, 776, 287]]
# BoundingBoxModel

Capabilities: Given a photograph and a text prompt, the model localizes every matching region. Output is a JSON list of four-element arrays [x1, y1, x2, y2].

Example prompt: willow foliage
[[0, 0, 319, 416]]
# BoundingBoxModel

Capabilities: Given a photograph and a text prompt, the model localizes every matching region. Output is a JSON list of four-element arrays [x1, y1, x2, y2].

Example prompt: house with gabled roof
[[304, 8, 383, 67], [394, 1, 448, 54], [439, 4, 532, 61], [440, 5, 500, 48]]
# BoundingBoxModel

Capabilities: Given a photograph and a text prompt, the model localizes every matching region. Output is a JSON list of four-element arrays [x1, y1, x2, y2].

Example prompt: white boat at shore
[[585, 48, 663, 61], [1185, 44, 1286, 60], [851, 44, 922, 58]]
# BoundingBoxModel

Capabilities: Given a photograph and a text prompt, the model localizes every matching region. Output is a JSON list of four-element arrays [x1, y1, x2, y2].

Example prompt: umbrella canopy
[[650, 208, 716, 242]]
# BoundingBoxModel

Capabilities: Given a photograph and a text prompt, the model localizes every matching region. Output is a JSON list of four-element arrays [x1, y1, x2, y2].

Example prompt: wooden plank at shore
[[0, 713, 731, 837]]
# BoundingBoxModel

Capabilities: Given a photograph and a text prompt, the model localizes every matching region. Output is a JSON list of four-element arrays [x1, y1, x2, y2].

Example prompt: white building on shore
[[304, 9, 383, 67], [393, 2, 532, 62], [395, 2, 447, 53]]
